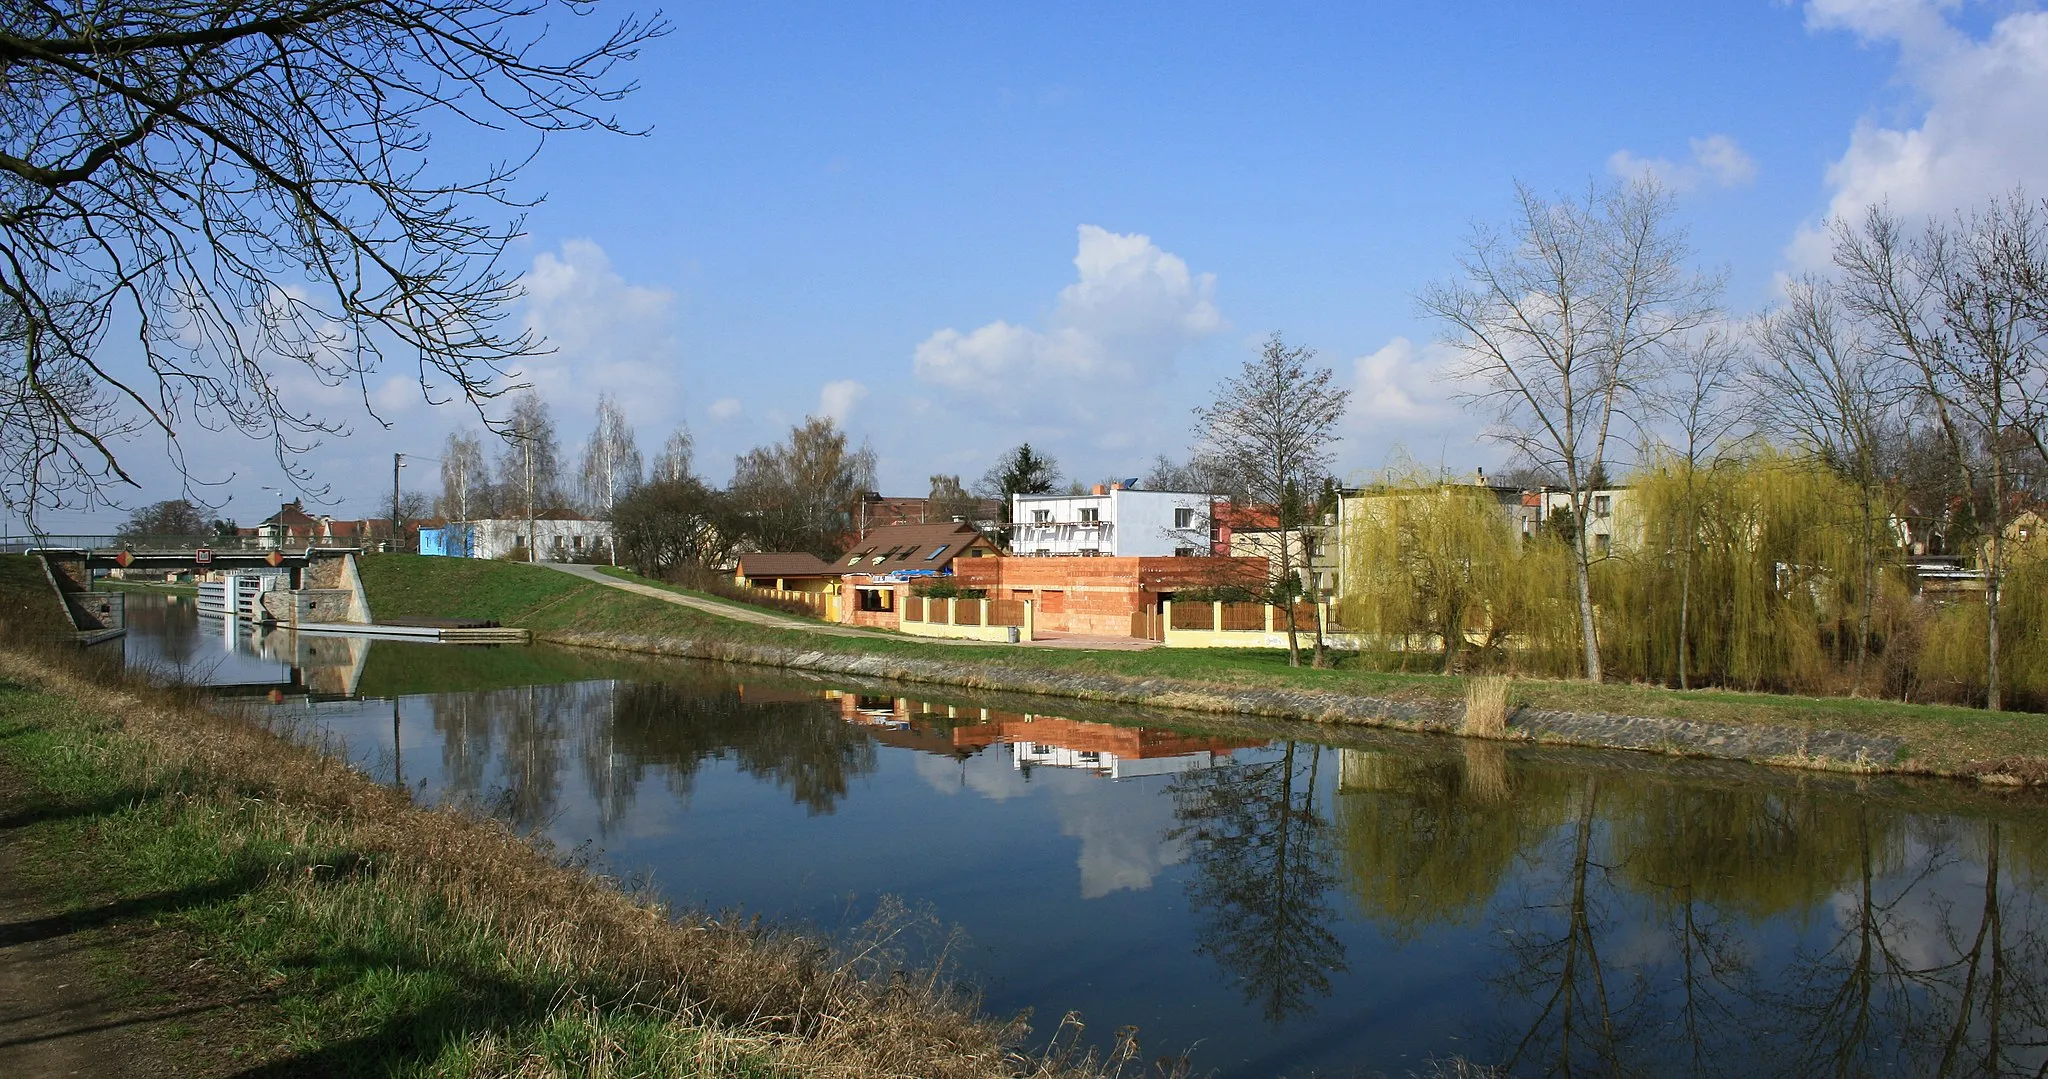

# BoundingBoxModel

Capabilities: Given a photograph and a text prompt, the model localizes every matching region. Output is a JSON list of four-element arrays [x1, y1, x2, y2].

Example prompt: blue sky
[[32, 1, 2048, 530]]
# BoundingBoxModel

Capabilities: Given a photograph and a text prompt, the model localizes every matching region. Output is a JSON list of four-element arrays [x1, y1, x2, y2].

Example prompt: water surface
[[120, 593, 2048, 1077]]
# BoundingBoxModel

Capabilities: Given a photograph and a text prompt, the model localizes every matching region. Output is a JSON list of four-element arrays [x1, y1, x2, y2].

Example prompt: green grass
[[593, 565, 831, 621], [352, 552, 2048, 775], [0, 678, 780, 1076], [357, 554, 599, 624], [355, 639, 651, 697], [0, 553, 69, 634]]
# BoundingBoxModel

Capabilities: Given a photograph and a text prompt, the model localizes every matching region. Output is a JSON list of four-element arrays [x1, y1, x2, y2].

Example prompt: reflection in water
[[1170, 742, 1347, 1026], [116, 593, 2048, 1076]]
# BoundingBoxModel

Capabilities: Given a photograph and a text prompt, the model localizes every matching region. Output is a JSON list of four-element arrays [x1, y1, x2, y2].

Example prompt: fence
[[904, 596, 1028, 627], [1159, 599, 1352, 649], [742, 584, 832, 619]]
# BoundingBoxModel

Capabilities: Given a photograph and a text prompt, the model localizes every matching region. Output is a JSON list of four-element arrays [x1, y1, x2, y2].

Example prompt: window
[[1174, 507, 1195, 529], [1595, 533, 1612, 555], [1079, 547, 1100, 557], [924, 544, 949, 561], [573, 535, 584, 550], [1593, 495, 1611, 518], [1032, 509, 1051, 523], [1034, 548, 1052, 557], [1175, 546, 1195, 557], [1079, 507, 1099, 523], [846, 550, 870, 566]]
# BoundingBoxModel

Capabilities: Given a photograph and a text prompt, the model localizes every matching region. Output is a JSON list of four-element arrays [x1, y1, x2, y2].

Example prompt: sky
[[26, 0, 2048, 532]]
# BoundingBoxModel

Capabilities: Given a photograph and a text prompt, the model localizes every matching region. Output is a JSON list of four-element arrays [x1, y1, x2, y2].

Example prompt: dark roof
[[838, 521, 994, 571], [736, 552, 839, 578]]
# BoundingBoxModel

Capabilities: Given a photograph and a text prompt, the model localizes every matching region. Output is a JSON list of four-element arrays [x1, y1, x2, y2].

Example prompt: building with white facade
[[427, 514, 613, 562], [1008, 485, 1214, 557]]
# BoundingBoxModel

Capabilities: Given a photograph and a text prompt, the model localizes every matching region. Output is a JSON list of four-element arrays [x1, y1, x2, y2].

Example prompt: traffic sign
[[113, 550, 132, 568], [194, 547, 213, 565], [266, 550, 284, 567]]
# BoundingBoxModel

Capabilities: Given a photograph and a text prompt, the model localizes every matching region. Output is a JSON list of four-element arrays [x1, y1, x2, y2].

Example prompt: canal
[[120, 593, 2048, 1076]]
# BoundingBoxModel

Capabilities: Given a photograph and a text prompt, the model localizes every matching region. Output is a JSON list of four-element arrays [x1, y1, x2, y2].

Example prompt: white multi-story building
[[1008, 484, 1214, 557]]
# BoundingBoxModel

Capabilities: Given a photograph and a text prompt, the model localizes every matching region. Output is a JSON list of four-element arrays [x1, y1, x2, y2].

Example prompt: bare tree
[[925, 474, 976, 523], [1833, 197, 2048, 709], [1751, 279, 1906, 685], [495, 391, 560, 561], [439, 429, 489, 524], [1194, 333, 1350, 668], [650, 427, 695, 484], [1420, 178, 1719, 681], [0, 1, 665, 519], [729, 416, 876, 557], [1652, 328, 1743, 689], [577, 393, 641, 563]]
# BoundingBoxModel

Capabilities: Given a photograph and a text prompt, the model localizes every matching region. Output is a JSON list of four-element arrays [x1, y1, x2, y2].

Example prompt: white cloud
[[1606, 134, 1757, 192], [912, 225, 1225, 448], [1793, 1, 2048, 262], [515, 239, 680, 430], [708, 397, 743, 421], [818, 379, 868, 425]]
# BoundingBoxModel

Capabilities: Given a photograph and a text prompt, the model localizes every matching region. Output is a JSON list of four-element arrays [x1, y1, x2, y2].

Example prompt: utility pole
[[392, 452, 405, 554]]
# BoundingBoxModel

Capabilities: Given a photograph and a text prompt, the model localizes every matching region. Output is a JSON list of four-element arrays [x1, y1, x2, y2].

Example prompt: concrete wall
[[470, 518, 614, 562], [260, 588, 356, 626]]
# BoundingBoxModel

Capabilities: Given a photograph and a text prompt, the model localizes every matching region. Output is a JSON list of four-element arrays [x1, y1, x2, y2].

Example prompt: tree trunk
[[1574, 515, 1602, 682], [1678, 471, 1695, 690], [1277, 529, 1302, 667], [1303, 527, 1328, 668], [1986, 456, 2004, 711]]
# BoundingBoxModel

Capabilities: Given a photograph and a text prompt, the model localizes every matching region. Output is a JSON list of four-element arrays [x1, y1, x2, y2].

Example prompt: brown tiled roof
[[736, 552, 839, 578], [838, 521, 996, 571]]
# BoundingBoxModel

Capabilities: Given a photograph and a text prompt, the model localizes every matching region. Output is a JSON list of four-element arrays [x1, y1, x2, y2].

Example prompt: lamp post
[[392, 453, 405, 553]]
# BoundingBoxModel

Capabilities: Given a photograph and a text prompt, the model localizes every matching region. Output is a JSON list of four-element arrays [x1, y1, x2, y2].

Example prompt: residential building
[[734, 552, 841, 594], [427, 512, 612, 562], [852, 493, 1003, 539], [950, 554, 1266, 636], [1212, 502, 1339, 600], [1008, 484, 1214, 558]]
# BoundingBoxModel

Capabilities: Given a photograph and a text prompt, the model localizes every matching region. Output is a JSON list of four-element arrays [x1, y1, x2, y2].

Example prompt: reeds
[[1462, 675, 1512, 739]]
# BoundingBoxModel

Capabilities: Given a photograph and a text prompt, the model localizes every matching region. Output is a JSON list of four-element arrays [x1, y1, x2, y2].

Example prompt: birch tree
[[577, 395, 641, 563], [1419, 178, 1718, 681], [650, 428, 695, 484], [1194, 333, 1350, 668], [439, 429, 490, 523], [495, 391, 560, 561]]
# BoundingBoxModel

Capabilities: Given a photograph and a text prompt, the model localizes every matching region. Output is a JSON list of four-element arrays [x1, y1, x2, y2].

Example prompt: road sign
[[266, 550, 284, 567], [194, 547, 213, 565], [113, 550, 132, 568]]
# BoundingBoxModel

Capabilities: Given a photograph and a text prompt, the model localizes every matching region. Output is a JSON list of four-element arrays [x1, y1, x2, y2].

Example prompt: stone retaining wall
[[537, 629, 1910, 773]]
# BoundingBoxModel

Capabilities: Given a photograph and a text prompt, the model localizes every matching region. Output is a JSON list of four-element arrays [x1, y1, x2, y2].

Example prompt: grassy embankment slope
[[357, 554, 2047, 777], [0, 628, 1112, 1075]]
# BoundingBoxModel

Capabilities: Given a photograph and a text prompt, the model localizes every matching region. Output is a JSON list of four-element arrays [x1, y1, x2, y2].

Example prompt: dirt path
[[0, 767, 253, 1079]]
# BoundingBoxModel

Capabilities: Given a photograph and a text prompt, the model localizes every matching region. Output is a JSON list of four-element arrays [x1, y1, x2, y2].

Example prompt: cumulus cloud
[[818, 379, 868, 425], [1793, 1, 2048, 261], [912, 225, 1225, 446], [1338, 336, 1482, 477], [708, 397, 743, 421], [1607, 134, 1758, 191], [515, 239, 680, 428]]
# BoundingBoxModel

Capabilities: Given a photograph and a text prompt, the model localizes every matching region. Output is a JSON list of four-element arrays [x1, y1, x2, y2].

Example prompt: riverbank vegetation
[[0, 641, 1141, 1077], [1341, 453, 2048, 712], [355, 555, 2047, 777]]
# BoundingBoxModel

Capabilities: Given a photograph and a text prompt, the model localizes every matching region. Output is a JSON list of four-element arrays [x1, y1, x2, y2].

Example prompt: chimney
[[1476, 466, 1485, 484], [1110, 481, 1123, 491], [1092, 484, 1106, 495]]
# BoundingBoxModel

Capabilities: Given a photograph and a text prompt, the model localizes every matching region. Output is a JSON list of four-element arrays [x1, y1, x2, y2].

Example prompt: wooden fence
[[904, 596, 1028, 628]]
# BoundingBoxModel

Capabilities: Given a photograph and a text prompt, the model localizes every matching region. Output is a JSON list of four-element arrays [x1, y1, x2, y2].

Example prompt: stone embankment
[[540, 630, 1911, 774]]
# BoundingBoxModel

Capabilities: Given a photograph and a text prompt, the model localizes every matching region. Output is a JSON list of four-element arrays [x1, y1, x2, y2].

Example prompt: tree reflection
[[606, 679, 876, 816], [1168, 741, 1347, 1025], [1331, 744, 1571, 939]]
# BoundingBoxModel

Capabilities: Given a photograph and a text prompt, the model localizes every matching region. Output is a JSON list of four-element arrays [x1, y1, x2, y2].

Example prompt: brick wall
[[951, 556, 1266, 636]]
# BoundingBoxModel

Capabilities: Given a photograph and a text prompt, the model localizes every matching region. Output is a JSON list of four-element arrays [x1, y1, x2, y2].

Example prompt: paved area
[[543, 564, 1160, 650]]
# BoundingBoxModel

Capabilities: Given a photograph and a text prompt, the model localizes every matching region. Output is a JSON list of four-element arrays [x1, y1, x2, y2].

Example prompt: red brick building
[[950, 555, 1266, 636]]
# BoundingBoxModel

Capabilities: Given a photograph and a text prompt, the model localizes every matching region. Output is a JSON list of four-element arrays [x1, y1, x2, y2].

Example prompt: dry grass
[[0, 644, 1144, 1078], [1462, 675, 1512, 739]]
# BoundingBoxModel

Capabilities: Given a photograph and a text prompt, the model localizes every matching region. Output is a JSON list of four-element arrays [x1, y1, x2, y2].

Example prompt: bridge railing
[[1, 534, 284, 554]]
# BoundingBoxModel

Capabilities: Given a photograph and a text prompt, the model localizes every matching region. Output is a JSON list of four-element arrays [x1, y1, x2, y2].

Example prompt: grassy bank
[[0, 645, 1118, 1077], [93, 578, 200, 596], [356, 554, 2048, 778]]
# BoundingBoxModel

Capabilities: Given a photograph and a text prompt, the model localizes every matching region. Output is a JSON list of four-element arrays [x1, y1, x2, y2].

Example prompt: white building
[[1008, 485, 1214, 557], [464, 515, 614, 562]]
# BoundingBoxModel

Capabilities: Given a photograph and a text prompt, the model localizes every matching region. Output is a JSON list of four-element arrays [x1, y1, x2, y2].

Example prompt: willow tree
[[1420, 179, 1719, 682], [1651, 329, 1743, 689], [1602, 451, 1865, 692], [1752, 277, 1906, 685], [1339, 476, 1578, 675]]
